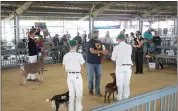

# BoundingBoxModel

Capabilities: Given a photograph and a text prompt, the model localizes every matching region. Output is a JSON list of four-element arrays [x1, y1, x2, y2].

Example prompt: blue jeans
[[87, 63, 101, 94], [143, 42, 155, 56]]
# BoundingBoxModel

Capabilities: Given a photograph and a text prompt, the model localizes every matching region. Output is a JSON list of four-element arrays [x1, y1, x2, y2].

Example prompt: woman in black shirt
[[134, 31, 144, 74]]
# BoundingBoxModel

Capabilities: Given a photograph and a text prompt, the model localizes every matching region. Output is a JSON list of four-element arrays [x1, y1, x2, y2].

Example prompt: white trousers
[[67, 73, 83, 111], [27, 55, 37, 80], [115, 65, 132, 101]]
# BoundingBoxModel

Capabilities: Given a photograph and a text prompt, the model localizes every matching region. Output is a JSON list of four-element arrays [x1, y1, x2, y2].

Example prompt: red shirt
[[38, 41, 44, 47]]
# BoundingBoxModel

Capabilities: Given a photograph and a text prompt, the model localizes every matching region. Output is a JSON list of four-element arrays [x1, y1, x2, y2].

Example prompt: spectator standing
[[134, 31, 144, 74], [153, 31, 162, 54]]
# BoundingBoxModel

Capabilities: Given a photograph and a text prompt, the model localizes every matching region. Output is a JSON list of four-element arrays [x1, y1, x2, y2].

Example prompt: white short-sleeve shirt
[[63, 51, 85, 72], [111, 42, 133, 66]]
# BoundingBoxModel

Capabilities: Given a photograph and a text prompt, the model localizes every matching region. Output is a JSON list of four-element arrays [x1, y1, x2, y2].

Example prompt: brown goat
[[104, 73, 118, 103], [20, 51, 46, 86]]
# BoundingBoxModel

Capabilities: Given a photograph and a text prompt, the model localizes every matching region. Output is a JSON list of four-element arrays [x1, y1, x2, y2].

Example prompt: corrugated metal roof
[[1, 1, 177, 21]]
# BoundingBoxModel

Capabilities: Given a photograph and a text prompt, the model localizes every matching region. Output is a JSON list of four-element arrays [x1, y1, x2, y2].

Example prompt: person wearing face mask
[[87, 29, 109, 96], [134, 31, 144, 74], [129, 32, 135, 46]]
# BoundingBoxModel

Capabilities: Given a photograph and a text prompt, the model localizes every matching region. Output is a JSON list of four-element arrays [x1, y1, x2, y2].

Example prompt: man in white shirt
[[63, 40, 85, 111], [111, 34, 133, 101]]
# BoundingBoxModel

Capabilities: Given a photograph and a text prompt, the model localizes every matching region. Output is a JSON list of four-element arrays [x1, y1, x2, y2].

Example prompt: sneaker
[[89, 90, 93, 95]]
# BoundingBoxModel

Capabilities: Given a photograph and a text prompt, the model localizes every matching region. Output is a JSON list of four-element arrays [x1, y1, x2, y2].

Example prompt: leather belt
[[122, 64, 131, 66], [69, 72, 80, 74]]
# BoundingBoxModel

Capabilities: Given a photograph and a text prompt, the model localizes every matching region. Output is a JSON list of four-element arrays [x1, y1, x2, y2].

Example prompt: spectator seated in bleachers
[[59, 34, 68, 45], [143, 28, 155, 56], [52, 34, 60, 46], [73, 32, 82, 44]]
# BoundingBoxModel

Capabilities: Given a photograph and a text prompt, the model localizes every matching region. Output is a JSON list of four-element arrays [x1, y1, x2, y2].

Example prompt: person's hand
[[102, 50, 109, 55], [44, 50, 49, 55], [41, 48, 44, 52]]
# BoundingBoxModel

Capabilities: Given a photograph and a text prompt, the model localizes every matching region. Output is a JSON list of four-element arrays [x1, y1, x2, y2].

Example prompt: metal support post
[[63, 20, 65, 34], [123, 21, 128, 29], [89, 13, 94, 39], [77, 27, 79, 33], [139, 17, 143, 33], [174, 17, 176, 34], [3, 20, 5, 34], [14, 14, 20, 45]]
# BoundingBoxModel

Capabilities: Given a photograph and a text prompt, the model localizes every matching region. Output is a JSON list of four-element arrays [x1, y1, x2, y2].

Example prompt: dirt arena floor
[[2, 60, 177, 111]]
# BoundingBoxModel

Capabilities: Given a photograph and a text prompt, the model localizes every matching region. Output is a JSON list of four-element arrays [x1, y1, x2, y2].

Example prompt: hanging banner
[[94, 25, 120, 29], [35, 22, 47, 30]]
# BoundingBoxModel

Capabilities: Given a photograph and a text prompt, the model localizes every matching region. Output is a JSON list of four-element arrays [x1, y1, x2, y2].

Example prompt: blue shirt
[[143, 31, 153, 42], [87, 38, 103, 64]]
